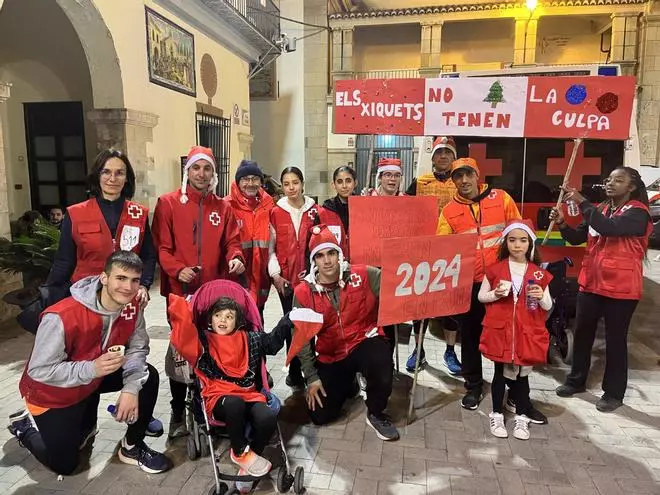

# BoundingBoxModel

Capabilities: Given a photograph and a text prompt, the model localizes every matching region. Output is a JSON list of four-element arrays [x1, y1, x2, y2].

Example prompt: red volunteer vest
[[271, 204, 318, 286], [316, 207, 350, 261], [294, 265, 383, 364], [480, 261, 552, 366], [19, 296, 140, 408], [442, 190, 507, 282], [578, 200, 652, 300], [68, 199, 147, 282]]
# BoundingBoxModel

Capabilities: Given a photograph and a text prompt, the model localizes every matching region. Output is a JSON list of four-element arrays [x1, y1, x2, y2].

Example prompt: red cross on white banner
[[128, 204, 143, 220]]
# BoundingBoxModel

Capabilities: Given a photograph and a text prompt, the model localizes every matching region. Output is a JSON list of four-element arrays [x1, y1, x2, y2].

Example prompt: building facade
[[0, 0, 280, 318]]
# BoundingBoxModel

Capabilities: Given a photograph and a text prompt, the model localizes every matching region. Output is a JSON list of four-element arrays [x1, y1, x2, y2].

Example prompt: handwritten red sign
[[378, 234, 477, 326], [334, 78, 426, 135], [349, 196, 438, 266], [524, 76, 635, 140]]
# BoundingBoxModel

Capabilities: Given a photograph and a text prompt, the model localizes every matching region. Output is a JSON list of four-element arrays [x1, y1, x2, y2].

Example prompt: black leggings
[[491, 363, 531, 415], [213, 396, 278, 456], [23, 364, 159, 475]]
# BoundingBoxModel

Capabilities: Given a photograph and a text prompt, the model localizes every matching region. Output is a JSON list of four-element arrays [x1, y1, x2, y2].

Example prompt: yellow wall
[[95, 0, 252, 202], [441, 19, 514, 68], [354, 24, 421, 71], [536, 15, 610, 65]]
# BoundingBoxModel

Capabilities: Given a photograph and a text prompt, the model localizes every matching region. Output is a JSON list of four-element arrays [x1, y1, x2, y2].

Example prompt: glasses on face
[[382, 172, 402, 180], [239, 176, 261, 184], [101, 168, 127, 180]]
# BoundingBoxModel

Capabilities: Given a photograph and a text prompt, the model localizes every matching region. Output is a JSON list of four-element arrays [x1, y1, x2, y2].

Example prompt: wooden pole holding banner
[[366, 134, 375, 189], [542, 137, 583, 246]]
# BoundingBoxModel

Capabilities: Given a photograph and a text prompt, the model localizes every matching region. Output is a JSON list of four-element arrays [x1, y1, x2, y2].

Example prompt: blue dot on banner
[[565, 85, 587, 105]]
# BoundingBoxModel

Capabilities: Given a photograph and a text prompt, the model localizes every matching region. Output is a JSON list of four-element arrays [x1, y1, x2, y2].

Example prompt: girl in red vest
[[268, 166, 317, 388], [314, 166, 356, 261], [551, 167, 652, 413], [479, 220, 553, 440]]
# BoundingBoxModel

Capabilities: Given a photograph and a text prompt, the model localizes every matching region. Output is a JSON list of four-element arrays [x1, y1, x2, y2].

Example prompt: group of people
[[7, 136, 652, 480]]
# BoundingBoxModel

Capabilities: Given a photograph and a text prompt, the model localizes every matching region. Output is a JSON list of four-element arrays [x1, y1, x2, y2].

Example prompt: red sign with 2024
[[334, 76, 635, 140]]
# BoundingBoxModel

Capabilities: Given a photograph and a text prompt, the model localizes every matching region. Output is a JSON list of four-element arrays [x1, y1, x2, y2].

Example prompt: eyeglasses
[[381, 172, 402, 179], [100, 169, 127, 180], [239, 176, 262, 184]]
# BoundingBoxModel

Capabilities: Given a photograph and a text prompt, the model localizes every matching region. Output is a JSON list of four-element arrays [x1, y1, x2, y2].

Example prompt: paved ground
[[1, 253, 660, 494]]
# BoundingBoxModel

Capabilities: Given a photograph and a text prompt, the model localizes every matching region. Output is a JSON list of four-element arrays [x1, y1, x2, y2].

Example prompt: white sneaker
[[489, 412, 508, 438], [513, 415, 531, 440]]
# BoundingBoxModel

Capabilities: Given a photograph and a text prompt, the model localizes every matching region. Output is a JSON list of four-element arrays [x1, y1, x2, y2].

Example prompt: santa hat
[[180, 146, 218, 204], [502, 219, 537, 259], [431, 136, 457, 158], [306, 224, 346, 290], [376, 157, 402, 178]]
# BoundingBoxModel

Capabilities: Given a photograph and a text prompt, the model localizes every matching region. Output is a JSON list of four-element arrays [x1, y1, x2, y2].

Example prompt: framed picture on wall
[[249, 61, 277, 100], [145, 7, 196, 96]]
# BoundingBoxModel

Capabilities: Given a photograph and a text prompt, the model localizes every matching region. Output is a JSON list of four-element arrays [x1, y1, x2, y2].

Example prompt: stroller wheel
[[199, 433, 210, 457], [562, 329, 574, 365], [186, 434, 200, 460], [276, 466, 294, 493], [208, 482, 228, 495], [293, 466, 305, 494]]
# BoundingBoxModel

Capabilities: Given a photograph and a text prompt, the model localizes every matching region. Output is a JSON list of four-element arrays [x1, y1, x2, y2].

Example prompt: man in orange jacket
[[437, 158, 521, 411], [225, 160, 275, 319], [152, 146, 245, 438]]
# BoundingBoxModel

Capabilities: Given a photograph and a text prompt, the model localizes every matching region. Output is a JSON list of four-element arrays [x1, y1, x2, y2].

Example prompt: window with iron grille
[[193, 112, 231, 196]]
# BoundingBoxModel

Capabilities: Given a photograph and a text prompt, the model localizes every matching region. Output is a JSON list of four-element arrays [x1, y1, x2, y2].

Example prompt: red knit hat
[[376, 157, 402, 177], [180, 146, 218, 204], [431, 136, 457, 158]]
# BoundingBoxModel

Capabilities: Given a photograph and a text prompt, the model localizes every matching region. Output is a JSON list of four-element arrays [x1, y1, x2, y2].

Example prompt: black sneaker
[[556, 383, 586, 397], [7, 410, 35, 444], [461, 389, 483, 411], [118, 439, 173, 474], [505, 399, 548, 425], [366, 413, 399, 441], [285, 373, 305, 391], [596, 394, 623, 413]]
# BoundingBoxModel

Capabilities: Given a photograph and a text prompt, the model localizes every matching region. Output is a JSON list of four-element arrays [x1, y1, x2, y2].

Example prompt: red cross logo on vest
[[349, 273, 362, 288], [621, 205, 632, 212], [533, 271, 544, 281], [307, 208, 318, 221], [128, 204, 143, 219], [121, 303, 137, 321], [488, 190, 498, 200], [209, 211, 221, 226]]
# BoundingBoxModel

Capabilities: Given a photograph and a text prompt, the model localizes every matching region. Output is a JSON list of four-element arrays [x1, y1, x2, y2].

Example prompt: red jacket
[[316, 207, 350, 261], [271, 199, 318, 286], [19, 296, 139, 408], [480, 261, 552, 366], [294, 265, 383, 364], [68, 199, 148, 282], [578, 200, 652, 300], [152, 188, 243, 297], [225, 182, 274, 308]]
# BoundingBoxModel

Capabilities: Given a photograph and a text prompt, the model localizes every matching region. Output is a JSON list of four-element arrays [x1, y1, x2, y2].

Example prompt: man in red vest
[[152, 145, 245, 438], [292, 225, 399, 441], [9, 251, 171, 475], [225, 160, 274, 319]]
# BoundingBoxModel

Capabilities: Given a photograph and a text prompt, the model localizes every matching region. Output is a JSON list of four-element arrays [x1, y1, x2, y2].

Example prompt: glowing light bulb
[[526, 0, 538, 11]]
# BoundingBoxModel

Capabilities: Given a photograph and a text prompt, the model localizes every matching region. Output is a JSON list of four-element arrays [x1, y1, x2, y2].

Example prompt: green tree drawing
[[484, 81, 505, 108]]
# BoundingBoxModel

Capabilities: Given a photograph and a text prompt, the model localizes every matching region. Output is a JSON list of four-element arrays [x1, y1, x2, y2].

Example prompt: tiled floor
[[1, 253, 660, 494]]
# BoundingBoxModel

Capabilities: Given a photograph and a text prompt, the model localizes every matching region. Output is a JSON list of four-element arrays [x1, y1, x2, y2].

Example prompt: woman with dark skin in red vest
[[551, 167, 652, 413]]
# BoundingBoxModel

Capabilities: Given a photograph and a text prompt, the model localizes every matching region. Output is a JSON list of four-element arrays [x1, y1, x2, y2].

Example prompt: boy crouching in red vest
[[478, 220, 552, 441], [9, 251, 172, 475]]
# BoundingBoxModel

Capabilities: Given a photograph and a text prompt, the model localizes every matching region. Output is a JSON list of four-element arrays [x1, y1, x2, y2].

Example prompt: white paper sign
[[120, 225, 141, 251], [424, 77, 528, 137]]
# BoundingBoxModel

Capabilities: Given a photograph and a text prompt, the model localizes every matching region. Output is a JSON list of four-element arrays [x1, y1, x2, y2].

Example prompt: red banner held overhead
[[349, 196, 438, 266], [378, 234, 477, 326], [524, 76, 636, 140], [333, 75, 635, 140], [334, 78, 426, 135]]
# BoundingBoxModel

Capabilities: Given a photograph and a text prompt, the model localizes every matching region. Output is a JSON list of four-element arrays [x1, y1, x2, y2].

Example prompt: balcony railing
[[353, 69, 420, 79], [225, 0, 280, 43]]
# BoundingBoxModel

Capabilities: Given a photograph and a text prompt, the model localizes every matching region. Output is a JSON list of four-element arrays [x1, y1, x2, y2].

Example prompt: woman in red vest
[[479, 220, 552, 441], [314, 166, 356, 260], [268, 166, 317, 388], [47, 150, 156, 308], [551, 166, 652, 413]]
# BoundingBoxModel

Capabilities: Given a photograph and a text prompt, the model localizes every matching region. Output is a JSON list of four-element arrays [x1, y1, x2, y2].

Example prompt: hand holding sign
[[378, 234, 477, 326]]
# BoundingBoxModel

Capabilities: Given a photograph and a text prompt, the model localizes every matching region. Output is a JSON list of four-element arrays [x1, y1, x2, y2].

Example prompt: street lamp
[[526, 0, 538, 11]]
